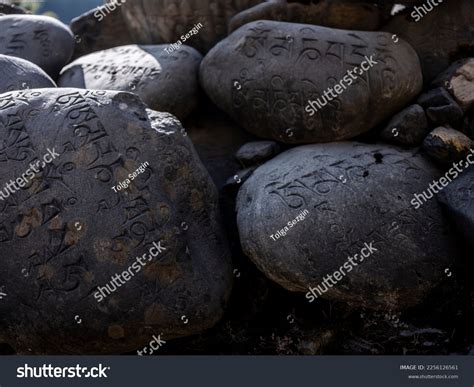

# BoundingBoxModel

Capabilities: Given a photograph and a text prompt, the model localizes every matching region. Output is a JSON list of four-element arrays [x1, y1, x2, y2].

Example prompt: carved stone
[[0, 15, 74, 78], [59, 45, 202, 120], [200, 21, 423, 144], [236, 142, 459, 310], [0, 54, 56, 93], [0, 88, 232, 354]]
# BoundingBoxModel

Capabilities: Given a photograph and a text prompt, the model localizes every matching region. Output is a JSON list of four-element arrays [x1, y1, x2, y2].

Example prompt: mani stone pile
[[0, 0, 472, 355]]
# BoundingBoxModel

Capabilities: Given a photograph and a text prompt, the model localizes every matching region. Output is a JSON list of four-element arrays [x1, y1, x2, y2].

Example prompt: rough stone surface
[[417, 87, 464, 127], [0, 54, 56, 93], [439, 166, 474, 249], [432, 58, 474, 112], [236, 142, 459, 310], [384, 0, 474, 83], [236, 141, 281, 167], [59, 45, 202, 120], [0, 15, 74, 78], [380, 104, 428, 146], [422, 127, 474, 165], [200, 21, 423, 144], [0, 88, 232, 354]]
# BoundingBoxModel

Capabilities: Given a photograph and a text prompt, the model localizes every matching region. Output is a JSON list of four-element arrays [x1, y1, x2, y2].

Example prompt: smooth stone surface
[[0, 54, 56, 93], [0, 88, 231, 354], [229, 0, 386, 33], [380, 104, 428, 146], [59, 45, 202, 120], [200, 21, 423, 144], [438, 166, 474, 249], [236, 141, 281, 167], [236, 142, 459, 310], [422, 127, 474, 165], [0, 15, 74, 78]]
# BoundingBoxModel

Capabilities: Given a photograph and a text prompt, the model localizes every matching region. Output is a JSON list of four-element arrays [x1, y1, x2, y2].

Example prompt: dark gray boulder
[[0, 88, 232, 354], [0, 3, 27, 14], [59, 45, 202, 120], [380, 104, 428, 146], [384, 0, 474, 83], [236, 142, 459, 310], [0, 15, 74, 78], [417, 87, 464, 128], [438, 166, 474, 249], [0, 54, 55, 93], [236, 141, 281, 167], [200, 21, 423, 144]]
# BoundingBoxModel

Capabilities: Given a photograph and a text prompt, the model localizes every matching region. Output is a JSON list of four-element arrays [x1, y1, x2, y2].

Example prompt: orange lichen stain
[[15, 208, 43, 237], [189, 189, 204, 211], [145, 263, 183, 285], [49, 215, 63, 230], [72, 145, 92, 167], [83, 271, 95, 283], [93, 239, 129, 266], [144, 304, 167, 325], [64, 221, 85, 246], [38, 264, 55, 280], [108, 325, 125, 339]]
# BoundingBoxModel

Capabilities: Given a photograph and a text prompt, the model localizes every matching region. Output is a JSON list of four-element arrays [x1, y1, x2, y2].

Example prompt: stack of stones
[[0, 0, 472, 355]]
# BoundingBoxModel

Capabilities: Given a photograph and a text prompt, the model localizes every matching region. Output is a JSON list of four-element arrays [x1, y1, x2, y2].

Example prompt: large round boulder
[[0, 88, 232, 354], [236, 142, 459, 310], [59, 45, 202, 120], [200, 21, 423, 144], [0, 15, 74, 78]]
